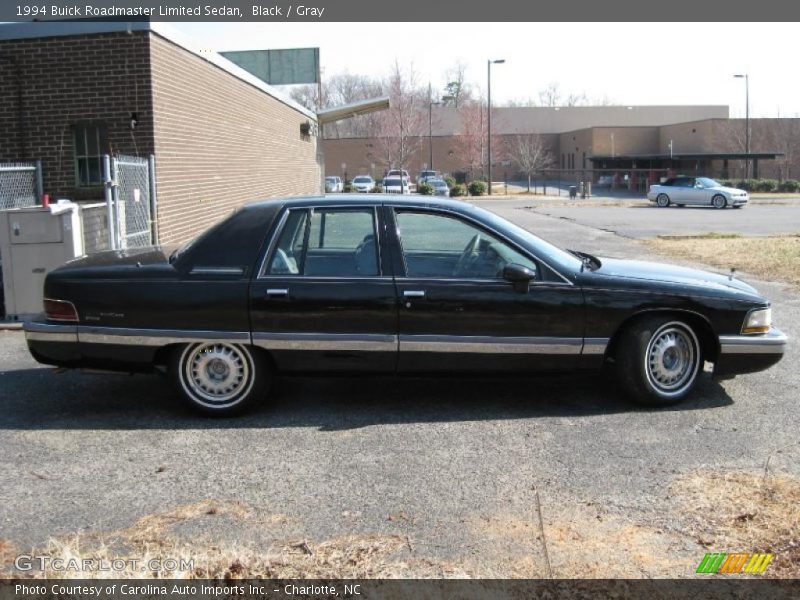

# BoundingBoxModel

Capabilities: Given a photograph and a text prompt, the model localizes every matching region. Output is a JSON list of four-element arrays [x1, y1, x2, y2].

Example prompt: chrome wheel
[[712, 195, 727, 209], [179, 343, 254, 408], [644, 323, 700, 398], [656, 194, 670, 207]]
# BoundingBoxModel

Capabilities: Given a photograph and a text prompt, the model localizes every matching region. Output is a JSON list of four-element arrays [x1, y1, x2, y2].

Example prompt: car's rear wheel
[[172, 342, 270, 416], [656, 194, 671, 207], [616, 316, 702, 406], [712, 194, 727, 209]]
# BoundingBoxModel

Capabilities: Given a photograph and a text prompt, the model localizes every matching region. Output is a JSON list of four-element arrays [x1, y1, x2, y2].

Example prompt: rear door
[[249, 204, 397, 372], [387, 207, 585, 373]]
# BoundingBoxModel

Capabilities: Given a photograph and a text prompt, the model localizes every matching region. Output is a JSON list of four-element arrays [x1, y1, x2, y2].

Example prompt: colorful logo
[[696, 552, 773, 574]]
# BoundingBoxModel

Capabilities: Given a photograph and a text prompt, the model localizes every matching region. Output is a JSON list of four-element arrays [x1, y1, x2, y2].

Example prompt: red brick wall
[[0, 31, 154, 201]]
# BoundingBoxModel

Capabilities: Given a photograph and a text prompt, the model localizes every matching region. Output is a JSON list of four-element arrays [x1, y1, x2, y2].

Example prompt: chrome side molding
[[252, 332, 397, 352], [25, 321, 611, 356]]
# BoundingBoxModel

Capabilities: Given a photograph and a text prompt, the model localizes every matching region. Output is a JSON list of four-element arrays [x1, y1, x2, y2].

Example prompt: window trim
[[390, 206, 573, 285], [73, 122, 108, 187], [258, 205, 384, 279]]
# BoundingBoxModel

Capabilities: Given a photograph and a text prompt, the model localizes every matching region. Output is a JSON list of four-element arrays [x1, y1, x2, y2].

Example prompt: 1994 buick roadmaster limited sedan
[[25, 196, 786, 415]]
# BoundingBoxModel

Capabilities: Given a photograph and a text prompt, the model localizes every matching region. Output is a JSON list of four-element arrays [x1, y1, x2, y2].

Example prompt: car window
[[267, 209, 379, 277], [266, 210, 308, 275], [396, 211, 537, 279]]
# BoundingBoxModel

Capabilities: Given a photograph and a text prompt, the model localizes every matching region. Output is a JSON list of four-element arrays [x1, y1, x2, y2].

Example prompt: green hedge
[[450, 184, 467, 197], [717, 178, 794, 192], [417, 182, 434, 196], [468, 180, 487, 196]]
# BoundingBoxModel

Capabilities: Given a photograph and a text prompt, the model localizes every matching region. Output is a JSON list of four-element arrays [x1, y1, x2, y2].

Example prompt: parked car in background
[[648, 177, 748, 209], [387, 169, 411, 183], [596, 175, 614, 188], [325, 176, 343, 193], [25, 195, 786, 416], [382, 177, 410, 194], [427, 178, 450, 197], [352, 175, 375, 193], [418, 170, 438, 184]]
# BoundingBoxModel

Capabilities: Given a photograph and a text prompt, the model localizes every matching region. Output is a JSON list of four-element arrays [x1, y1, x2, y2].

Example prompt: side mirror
[[503, 263, 536, 293]]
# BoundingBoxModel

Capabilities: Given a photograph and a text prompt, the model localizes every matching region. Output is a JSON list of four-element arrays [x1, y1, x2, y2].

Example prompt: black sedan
[[25, 196, 786, 415]]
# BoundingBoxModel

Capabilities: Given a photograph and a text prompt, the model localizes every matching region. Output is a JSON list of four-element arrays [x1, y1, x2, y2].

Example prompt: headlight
[[742, 307, 771, 334]]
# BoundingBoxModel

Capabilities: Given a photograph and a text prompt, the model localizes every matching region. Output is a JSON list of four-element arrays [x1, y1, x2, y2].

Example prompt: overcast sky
[[175, 22, 797, 118]]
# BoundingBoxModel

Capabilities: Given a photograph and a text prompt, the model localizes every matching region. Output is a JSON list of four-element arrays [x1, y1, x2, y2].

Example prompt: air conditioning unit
[[0, 202, 84, 320]]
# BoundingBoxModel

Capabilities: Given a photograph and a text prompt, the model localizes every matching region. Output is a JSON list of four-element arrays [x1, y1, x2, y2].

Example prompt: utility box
[[0, 203, 84, 320]]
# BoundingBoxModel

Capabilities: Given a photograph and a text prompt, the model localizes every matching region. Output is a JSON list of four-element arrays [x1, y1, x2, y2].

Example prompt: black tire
[[615, 316, 702, 406], [170, 342, 271, 416], [712, 194, 727, 209], [656, 193, 671, 208]]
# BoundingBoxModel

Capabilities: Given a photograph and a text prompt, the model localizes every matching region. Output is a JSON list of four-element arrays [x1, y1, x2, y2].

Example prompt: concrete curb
[[0, 322, 24, 331]]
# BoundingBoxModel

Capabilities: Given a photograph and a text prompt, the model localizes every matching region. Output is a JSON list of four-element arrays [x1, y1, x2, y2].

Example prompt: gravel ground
[[1, 201, 797, 578]]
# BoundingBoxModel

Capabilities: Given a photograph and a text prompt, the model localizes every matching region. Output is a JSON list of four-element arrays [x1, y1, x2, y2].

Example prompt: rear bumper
[[714, 327, 787, 378], [25, 320, 82, 366]]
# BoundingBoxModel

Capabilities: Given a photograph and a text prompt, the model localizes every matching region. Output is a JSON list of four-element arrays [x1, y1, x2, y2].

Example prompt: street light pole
[[734, 73, 750, 179], [487, 59, 505, 195], [429, 98, 440, 171]]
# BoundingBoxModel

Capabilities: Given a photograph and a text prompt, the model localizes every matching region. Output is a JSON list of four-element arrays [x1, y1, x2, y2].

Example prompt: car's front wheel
[[616, 316, 702, 406], [712, 194, 727, 209], [656, 194, 671, 207], [172, 342, 271, 416]]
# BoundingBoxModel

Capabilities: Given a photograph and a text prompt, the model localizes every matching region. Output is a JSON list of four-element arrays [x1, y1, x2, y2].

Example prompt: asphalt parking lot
[[1, 199, 798, 578], [491, 196, 800, 239]]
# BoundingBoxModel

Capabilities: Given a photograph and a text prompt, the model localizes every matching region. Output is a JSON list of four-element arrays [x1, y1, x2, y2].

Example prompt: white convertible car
[[647, 176, 748, 209]]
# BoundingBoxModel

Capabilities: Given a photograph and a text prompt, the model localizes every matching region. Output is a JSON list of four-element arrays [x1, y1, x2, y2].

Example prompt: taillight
[[43, 298, 79, 322]]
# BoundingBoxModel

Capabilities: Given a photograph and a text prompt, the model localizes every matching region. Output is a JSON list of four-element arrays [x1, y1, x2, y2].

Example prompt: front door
[[249, 205, 397, 372], [388, 208, 586, 373]]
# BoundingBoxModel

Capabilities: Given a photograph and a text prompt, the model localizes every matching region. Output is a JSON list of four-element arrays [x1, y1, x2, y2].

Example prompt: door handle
[[266, 288, 289, 298], [403, 290, 426, 299]]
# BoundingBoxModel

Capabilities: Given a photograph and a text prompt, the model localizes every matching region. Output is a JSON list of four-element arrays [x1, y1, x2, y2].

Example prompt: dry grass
[[3, 471, 798, 580], [671, 471, 800, 578], [646, 234, 800, 288]]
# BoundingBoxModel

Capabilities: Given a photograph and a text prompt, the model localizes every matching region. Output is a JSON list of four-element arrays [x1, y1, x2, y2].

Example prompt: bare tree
[[454, 100, 487, 179], [507, 134, 555, 192], [452, 97, 506, 181], [760, 117, 800, 180], [537, 82, 561, 107], [374, 61, 427, 173]]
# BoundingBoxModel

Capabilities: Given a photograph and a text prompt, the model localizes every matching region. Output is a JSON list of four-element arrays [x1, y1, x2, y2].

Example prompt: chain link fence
[[105, 154, 157, 249], [0, 161, 42, 210]]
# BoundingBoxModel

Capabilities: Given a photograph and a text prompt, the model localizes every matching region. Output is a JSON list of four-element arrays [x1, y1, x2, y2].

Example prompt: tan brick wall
[[658, 120, 717, 153], [148, 33, 320, 245], [589, 127, 659, 157]]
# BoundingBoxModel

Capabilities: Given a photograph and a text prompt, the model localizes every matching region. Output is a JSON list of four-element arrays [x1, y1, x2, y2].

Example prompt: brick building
[[0, 21, 322, 246], [323, 105, 796, 188]]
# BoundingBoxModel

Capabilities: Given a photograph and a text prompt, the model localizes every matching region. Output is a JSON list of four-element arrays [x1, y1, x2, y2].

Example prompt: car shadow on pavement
[[0, 367, 734, 431]]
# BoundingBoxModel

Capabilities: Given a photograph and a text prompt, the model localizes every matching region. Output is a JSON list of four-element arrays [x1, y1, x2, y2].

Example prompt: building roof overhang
[[589, 152, 784, 161]]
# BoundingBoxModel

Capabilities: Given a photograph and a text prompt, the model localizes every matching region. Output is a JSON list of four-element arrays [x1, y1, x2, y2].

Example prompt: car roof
[[243, 194, 476, 214]]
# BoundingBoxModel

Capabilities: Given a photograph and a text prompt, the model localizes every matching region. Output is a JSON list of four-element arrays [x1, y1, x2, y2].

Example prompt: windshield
[[384, 178, 403, 186], [697, 177, 721, 188], [469, 205, 584, 273], [353, 177, 371, 183], [325, 177, 337, 183], [430, 179, 447, 186]]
